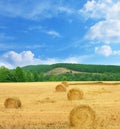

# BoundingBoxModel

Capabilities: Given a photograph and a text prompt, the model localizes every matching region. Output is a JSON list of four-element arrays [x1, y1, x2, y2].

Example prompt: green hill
[[21, 63, 120, 81], [1, 63, 120, 82], [22, 63, 120, 74]]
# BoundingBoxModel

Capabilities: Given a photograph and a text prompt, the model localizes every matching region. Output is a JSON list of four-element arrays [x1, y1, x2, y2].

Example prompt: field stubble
[[0, 82, 120, 129]]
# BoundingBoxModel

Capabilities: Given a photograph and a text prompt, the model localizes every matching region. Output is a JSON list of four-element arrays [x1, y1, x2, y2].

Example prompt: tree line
[[0, 65, 120, 82]]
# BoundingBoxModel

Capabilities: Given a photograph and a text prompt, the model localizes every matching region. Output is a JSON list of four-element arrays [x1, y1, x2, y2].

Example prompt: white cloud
[[27, 25, 62, 38], [0, 1, 74, 20], [79, 0, 120, 20], [57, 6, 74, 14], [113, 50, 120, 55], [0, 50, 90, 68], [63, 56, 89, 63], [0, 43, 44, 50], [1, 51, 47, 68], [80, 0, 120, 45], [95, 45, 120, 57], [3, 51, 38, 67], [107, 1, 120, 20], [85, 20, 120, 44], [95, 45, 112, 57], [0, 62, 13, 69], [40, 55, 89, 64], [46, 30, 61, 38]]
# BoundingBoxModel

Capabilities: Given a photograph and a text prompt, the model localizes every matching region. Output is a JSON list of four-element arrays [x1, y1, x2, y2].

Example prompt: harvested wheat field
[[0, 81, 120, 129]]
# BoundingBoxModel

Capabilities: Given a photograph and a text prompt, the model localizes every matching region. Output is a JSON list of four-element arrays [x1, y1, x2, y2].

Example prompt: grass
[[0, 82, 120, 129]]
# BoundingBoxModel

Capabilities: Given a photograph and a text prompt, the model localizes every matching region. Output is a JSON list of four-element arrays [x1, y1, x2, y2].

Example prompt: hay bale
[[61, 81, 69, 87], [4, 97, 21, 109], [55, 84, 66, 92], [67, 88, 83, 100], [69, 105, 95, 128]]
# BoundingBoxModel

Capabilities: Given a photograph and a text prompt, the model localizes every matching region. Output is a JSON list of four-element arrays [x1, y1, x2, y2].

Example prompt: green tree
[[14, 67, 25, 82], [33, 72, 39, 81], [39, 73, 44, 81], [25, 71, 34, 82], [0, 66, 10, 82]]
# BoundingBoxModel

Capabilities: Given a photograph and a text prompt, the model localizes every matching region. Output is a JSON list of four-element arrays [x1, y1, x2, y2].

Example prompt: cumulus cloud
[[80, 0, 120, 45], [0, 62, 13, 69], [95, 45, 112, 57], [85, 20, 120, 44], [80, 0, 120, 20], [0, 50, 89, 69], [0, 50, 46, 68], [95, 45, 120, 57], [2, 51, 40, 68]]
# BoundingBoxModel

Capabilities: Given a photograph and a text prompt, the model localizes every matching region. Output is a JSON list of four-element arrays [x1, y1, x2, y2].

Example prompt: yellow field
[[0, 82, 120, 129]]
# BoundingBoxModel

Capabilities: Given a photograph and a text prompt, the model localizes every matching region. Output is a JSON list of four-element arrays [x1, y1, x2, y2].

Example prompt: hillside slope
[[20, 63, 120, 81], [44, 67, 83, 75], [22, 63, 120, 74], [1, 63, 120, 82]]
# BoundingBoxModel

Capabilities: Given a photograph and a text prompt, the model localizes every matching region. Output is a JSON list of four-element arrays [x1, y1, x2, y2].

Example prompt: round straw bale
[[4, 97, 21, 109], [55, 84, 66, 92], [61, 81, 69, 87], [69, 105, 95, 128], [67, 88, 83, 100]]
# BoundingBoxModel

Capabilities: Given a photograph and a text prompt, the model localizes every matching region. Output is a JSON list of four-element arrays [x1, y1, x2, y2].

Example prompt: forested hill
[[1, 63, 120, 82], [22, 63, 120, 73]]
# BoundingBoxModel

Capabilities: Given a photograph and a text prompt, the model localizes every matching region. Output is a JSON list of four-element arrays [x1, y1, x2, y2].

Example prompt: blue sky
[[0, 0, 120, 68]]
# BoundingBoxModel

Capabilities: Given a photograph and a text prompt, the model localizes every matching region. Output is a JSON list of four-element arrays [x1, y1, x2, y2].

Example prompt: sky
[[0, 0, 120, 68]]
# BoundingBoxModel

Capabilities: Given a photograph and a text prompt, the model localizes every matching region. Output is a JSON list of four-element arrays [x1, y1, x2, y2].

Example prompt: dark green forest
[[0, 63, 120, 82]]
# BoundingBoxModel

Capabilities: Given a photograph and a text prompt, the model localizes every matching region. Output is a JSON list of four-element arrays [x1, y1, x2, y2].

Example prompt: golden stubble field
[[0, 82, 120, 129]]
